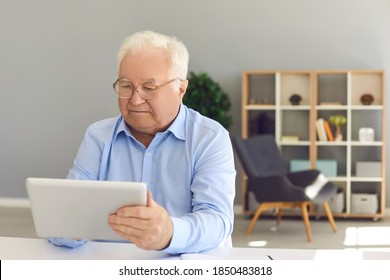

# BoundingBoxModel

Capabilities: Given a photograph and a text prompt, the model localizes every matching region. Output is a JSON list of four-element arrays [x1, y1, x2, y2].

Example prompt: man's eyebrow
[[142, 78, 156, 83], [118, 77, 157, 83], [118, 76, 131, 82]]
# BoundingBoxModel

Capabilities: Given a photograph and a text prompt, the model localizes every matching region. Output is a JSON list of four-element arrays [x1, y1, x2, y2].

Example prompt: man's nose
[[129, 89, 146, 105]]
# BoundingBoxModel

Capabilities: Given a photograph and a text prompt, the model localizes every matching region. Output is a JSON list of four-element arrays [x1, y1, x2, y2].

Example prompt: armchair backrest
[[232, 134, 305, 202], [232, 134, 286, 178]]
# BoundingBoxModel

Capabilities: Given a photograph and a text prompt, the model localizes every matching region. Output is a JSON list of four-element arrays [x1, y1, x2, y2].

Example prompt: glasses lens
[[116, 82, 133, 98], [139, 85, 158, 99]]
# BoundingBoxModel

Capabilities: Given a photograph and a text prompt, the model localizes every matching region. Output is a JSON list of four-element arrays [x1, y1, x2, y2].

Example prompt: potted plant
[[328, 114, 347, 141], [183, 71, 233, 130]]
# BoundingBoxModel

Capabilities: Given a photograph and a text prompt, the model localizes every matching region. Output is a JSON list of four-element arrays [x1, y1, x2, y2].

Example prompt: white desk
[[0, 236, 171, 260], [189, 247, 390, 260], [1, 236, 390, 260]]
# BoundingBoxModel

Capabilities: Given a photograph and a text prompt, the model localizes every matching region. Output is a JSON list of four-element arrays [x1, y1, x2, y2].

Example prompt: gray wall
[[1, 0, 389, 206]]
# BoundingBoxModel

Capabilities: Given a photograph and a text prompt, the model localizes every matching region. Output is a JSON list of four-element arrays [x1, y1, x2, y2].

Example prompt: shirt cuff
[[48, 237, 88, 248], [161, 217, 191, 255]]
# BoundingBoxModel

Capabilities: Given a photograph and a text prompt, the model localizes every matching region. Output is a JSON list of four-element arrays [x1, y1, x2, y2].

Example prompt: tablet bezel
[[26, 177, 147, 241]]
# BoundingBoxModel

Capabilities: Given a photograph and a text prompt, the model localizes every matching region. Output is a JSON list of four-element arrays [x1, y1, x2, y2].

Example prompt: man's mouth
[[128, 109, 148, 114]]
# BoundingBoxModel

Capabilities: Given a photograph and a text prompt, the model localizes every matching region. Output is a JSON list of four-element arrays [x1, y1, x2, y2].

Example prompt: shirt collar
[[166, 103, 186, 141], [117, 116, 132, 137]]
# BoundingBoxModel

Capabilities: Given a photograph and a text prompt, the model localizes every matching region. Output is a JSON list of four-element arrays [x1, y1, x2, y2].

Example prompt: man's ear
[[179, 79, 189, 98]]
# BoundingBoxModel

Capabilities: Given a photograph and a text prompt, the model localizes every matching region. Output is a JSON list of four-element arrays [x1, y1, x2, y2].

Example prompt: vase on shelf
[[335, 126, 343, 141]]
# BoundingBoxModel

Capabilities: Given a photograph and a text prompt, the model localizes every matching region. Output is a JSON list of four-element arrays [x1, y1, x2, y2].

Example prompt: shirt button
[[146, 152, 151, 157]]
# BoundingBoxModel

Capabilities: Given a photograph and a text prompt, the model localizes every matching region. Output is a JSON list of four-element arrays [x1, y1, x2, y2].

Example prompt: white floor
[[232, 213, 390, 250], [1, 206, 390, 250]]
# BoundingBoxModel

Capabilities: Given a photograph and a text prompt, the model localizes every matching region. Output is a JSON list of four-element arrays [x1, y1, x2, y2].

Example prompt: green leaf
[[183, 71, 233, 130]]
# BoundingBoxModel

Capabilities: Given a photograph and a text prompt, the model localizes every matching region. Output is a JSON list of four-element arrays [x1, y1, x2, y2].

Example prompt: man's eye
[[142, 85, 157, 91], [120, 84, 133, 89]]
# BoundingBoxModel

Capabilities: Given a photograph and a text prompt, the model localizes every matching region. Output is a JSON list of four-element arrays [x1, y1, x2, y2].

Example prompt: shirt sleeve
[[67, 124, 104, 180], [162, 128, 236, 254]]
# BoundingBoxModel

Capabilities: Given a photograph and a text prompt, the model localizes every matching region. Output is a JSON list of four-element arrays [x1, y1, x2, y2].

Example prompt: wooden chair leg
[[246, 203, 266, 235], [276, 207, 282, 226], [323, 202, 337, 233], [300, 202, 312, 242]]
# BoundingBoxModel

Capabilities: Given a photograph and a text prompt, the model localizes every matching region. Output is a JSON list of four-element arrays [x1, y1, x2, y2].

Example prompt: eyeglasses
[[113, 78, 182, 100]]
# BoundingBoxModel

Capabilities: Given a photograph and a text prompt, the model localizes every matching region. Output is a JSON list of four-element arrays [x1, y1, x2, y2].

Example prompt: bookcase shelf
[[241, 69, 386, 219]]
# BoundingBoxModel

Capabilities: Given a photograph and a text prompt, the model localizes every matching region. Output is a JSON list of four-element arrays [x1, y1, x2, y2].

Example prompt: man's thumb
[[147, 190, 159, 207]]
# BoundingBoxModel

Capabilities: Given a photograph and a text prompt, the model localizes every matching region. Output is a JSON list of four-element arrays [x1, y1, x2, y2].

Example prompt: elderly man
[[49, 30, 235, 254]]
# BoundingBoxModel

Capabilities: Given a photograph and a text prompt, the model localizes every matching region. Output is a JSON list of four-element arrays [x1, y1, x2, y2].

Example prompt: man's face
[[118, 47, 188, 136]]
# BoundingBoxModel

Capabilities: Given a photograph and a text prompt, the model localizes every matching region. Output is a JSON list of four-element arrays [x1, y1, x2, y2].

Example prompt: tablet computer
[[26, 177, 147, 241]]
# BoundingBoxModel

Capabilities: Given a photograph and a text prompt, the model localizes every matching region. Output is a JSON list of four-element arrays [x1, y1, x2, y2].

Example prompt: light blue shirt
[[49, 104, 236, 254]]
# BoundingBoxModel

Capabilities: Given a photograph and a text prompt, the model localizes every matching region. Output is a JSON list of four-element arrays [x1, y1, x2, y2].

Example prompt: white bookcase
[[241, 70, 386, 219]]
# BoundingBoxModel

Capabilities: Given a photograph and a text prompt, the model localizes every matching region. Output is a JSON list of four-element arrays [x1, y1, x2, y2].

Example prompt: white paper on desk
[[180, 253, 272, 260]]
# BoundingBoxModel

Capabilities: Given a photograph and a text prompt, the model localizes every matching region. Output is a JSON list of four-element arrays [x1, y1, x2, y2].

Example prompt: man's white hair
[[117, 30, 189, 79]]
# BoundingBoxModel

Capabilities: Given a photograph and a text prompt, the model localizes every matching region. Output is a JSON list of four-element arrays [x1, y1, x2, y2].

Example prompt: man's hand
[[108, 191, 173, 250]]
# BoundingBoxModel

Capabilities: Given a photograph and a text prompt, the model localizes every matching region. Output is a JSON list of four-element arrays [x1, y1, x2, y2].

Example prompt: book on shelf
[[323, 120, 334, 141], [281, 135, 300, 142], [315, 118, 328, 141]]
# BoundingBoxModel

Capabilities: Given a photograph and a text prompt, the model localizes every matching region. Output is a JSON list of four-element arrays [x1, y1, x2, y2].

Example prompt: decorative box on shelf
[[329, 189, 344, 213], [351, 193, 378, 214], [290, 159, 337, 177], [356, 161, 382, 177]]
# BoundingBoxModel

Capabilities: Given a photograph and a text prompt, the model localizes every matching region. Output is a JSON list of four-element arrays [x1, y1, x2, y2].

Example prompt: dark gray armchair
[[232, 134, 337, 242]]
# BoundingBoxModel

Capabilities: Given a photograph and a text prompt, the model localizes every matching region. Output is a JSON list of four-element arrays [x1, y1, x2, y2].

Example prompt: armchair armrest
[[286, 170, 321, 187]]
